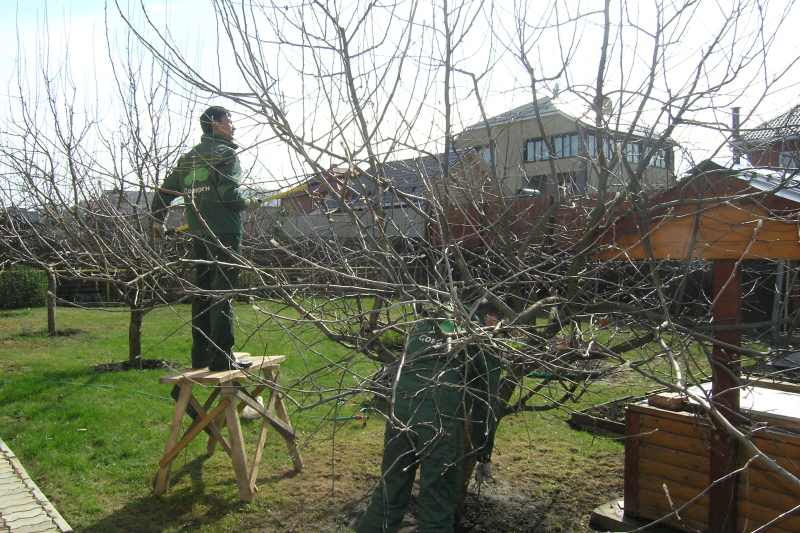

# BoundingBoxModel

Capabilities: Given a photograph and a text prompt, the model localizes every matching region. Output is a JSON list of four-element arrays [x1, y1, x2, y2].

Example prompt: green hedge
[[0, 268, 48, 309]]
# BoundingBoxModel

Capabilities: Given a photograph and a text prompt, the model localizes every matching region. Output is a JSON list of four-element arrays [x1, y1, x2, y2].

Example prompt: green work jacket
[[396, 312, 501, 463], [151, 133, 252, 236]]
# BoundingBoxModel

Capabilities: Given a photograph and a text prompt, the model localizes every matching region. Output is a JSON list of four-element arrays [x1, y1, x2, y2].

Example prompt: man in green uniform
[[150, 106, 261, 371], [356, 299, 502, 533]]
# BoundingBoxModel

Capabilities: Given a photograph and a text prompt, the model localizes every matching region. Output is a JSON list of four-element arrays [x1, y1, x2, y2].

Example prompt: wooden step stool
[[153, 354, 303, 502]]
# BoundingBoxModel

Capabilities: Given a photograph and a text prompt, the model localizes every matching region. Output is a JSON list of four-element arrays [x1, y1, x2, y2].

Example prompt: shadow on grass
[[79, 455, 247, 533]]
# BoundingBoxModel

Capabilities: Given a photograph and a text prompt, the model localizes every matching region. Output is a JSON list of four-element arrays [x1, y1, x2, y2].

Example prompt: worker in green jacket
[[150, 106, 261, 371], [356, 299, 502, 533]]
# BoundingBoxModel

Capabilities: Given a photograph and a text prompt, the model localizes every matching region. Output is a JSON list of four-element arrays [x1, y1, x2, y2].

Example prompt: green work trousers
[[191, 234, 241, 369], [357, 370, 465, 533]]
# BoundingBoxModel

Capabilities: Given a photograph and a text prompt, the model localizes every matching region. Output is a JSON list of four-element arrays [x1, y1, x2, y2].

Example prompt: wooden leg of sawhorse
[[153, 382, 193, 495], [206, 384, 264, 456], [263, 369, 304, 471], [222, 386, 256, 502]]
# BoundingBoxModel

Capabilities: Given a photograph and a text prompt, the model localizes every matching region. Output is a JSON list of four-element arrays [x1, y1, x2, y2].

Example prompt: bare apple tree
[[3, 0, 800, 523], [0, 11, 199, 366]]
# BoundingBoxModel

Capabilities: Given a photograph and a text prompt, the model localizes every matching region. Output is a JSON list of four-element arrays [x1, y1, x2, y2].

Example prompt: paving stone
[[3, 507, 47, 522], [0, 438, 72, 533], [4, 514, 51, 529], [0, 483, 26, 494], [0, 494, 36, 504], [1, 500, 39, 515], [10, 523, 60, 533]]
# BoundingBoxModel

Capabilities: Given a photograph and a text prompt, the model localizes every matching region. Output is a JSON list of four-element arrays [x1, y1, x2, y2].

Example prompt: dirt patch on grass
[[93, 358, 180, 372], [16, 327, 83, 338], [224, 431, 623, 533]]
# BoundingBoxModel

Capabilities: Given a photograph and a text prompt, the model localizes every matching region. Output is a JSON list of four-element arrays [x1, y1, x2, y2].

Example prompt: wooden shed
[[625, 385, 800, 532], [596, 161, 800, 533]]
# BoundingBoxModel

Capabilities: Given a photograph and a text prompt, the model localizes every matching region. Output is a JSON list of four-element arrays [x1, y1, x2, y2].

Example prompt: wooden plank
[[629, 401, 709, 423], [569, 411, 625, 437], [738, 480, 800, 515], [640, 409, 709, 438], [648, 393, 686, 411], [639, 457, 709, 491], [744, 452, 800, 475], [744, 434, 800, 465], [738, 465, 800, 497], [159, 356, 286, 385], [248, 419, 270, 488], [207, 403, 227, 456], [233, 390, 299, 441], [223, 388, 254, 502], [709, 427, 739, 533], [263, 370, 304, 471], [638, 475, 708, 506], [736, 496, 800, 532], [637, 426, 712, 457], [158, 398, 230, 468], [153, 383, 194, 495], [639, 442, 710, 474], [637, 498, 708, 532], [184, 394, 232, 457]]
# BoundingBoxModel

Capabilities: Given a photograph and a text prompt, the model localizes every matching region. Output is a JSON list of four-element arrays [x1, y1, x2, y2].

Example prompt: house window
[[553, 134, 579, 158], [524, 138, 549, 162], [625, 142, 642, 164], [780, 151, 800, 169], [524, 133, 580, 162], [587, 133, 614, 160], [650, 147, 669, 168]]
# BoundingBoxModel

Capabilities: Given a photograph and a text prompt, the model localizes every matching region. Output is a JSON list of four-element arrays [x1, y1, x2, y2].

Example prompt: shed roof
[[738, 104, 800, 144], [596, 161, 800, 260]]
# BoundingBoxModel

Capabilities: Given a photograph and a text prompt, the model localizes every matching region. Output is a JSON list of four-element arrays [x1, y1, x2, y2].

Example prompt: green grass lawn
[[0, 304, 666, 532]]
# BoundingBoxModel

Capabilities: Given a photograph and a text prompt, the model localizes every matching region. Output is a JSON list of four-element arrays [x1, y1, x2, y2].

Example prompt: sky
[[0, 0, 290, 190], [3, 0, 800, 189], [0, 0, 221, 132]]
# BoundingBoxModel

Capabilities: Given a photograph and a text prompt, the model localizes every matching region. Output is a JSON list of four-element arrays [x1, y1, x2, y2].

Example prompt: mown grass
[[0, 303, 676, 532]]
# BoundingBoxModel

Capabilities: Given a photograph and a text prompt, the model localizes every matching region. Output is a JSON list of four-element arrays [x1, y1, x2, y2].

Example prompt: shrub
[[0, 267, 48, 309]]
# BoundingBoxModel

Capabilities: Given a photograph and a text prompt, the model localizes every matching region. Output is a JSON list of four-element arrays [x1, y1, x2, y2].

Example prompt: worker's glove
[[475, 461, 495, 485], [152, 221, 165, 241], [245, 198, 262, 212]]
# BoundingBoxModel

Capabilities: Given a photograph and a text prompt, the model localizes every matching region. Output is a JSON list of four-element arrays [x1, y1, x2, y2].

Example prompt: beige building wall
[[456, 111, 674, 197]]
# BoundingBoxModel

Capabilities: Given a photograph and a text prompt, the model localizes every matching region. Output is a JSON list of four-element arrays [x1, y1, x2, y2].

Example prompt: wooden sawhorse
[[153, 355, 303, 502]]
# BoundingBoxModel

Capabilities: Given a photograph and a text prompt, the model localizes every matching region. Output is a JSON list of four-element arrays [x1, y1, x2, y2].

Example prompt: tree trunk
[[46, 269, 57, 337], [129, 299, 144, 369]]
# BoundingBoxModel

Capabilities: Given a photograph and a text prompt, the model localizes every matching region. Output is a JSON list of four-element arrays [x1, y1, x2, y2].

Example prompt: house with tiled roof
[[281, 150, 490, 215], [278, 150, 490, 241], [734, 104, 800, 169], [361, 150, 490, 207], [455, 95, 676, 197]]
